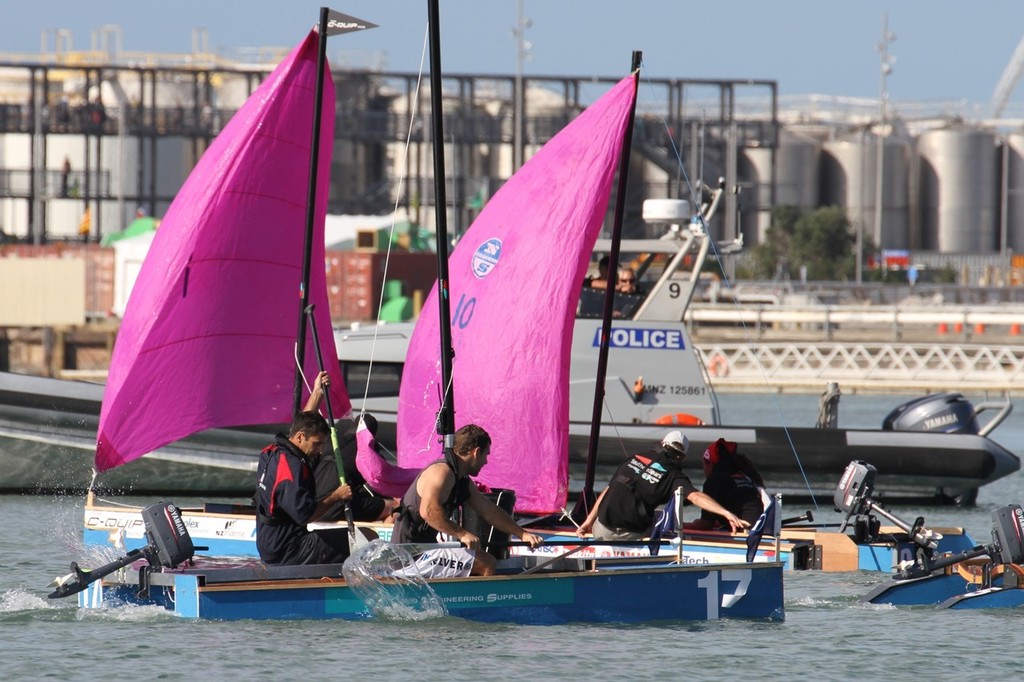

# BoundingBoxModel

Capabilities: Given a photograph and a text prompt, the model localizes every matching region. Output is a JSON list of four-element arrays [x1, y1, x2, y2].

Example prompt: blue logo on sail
[[592, 327, 686, 350], [472, 238, 502, 278]]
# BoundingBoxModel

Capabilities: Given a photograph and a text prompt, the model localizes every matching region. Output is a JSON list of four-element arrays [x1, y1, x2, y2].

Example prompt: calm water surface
[[3, 392, 1022, 681]]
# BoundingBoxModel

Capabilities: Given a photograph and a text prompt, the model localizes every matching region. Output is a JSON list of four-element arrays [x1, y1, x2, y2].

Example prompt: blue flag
[[746, 491, 779, 562], [648, 495, 677, 556]]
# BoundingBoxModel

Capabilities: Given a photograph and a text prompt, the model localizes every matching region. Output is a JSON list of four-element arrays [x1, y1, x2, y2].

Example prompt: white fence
[[688, 304, 1024, 342], [696, 342, 1024, 393]]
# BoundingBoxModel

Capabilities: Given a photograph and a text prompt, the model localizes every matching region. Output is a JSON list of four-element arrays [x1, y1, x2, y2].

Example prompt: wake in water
[[0, 588, 57, 616], [342, 540, 447, 620]]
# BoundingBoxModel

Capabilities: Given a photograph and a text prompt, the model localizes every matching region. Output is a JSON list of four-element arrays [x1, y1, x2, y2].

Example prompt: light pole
[[874, 13, 896, 259], [511, 0, 531, 171]]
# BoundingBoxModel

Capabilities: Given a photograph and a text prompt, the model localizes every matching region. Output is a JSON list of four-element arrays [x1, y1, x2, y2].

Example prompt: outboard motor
[[834, 460, 942, 557], [991, 504, 1024, 565], [48, 501, 197, 599], [881, 392, 979, 434]]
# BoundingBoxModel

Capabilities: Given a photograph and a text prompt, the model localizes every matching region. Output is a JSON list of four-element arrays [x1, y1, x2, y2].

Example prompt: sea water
[[2, 392, 1022, 681]]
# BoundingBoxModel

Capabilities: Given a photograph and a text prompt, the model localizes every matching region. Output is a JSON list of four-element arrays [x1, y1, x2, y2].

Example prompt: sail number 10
[[452, 294, 476, 330]]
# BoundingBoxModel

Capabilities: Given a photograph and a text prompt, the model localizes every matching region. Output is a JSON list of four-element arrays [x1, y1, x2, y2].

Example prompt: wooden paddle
[[305, 304, 367, 553]]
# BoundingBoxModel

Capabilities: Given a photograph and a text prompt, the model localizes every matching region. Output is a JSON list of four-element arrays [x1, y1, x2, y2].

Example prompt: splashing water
[[342, 540, 447, 621]]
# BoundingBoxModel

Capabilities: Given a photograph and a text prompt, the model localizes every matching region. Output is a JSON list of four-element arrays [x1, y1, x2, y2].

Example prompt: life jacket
[[393, 449, 470, 544]]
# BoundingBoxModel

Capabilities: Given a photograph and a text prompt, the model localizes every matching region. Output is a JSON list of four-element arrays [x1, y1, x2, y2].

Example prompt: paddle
[[305, 304, 367, 553]]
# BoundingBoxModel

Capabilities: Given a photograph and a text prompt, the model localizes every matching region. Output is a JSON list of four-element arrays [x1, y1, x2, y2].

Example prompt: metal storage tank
[[1004, 132, 1024, 253], [740, 129, 820, 244], [917, 125, 998, 253], [821, 131, 910, 250]]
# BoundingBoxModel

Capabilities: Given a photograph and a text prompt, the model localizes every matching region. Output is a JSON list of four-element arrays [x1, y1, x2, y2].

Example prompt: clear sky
[[2, 1, 1022, 110]]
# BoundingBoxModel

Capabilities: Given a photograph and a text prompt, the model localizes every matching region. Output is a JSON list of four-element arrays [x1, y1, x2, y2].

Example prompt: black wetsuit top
[[598, 447, 697, 533], [313, 423, 386, 522], [391, 452, 471, 545], [700, 470, 764, 528]]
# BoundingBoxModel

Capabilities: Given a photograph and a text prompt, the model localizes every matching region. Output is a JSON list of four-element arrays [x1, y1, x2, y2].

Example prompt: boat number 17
[[697, 569, 752, 619]]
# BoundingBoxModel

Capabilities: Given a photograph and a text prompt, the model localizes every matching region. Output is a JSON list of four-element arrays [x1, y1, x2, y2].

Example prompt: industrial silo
[[917, 125, 998, 252], [1003, 132, 1024, 253], [821, 131, 910, 250], [740, 129, 820, 244]]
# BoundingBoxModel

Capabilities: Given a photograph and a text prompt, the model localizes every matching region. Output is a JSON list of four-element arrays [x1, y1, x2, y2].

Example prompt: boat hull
[[0, 372, 265, 495], [861, 566, 1024, 608], [78, 560, 785, 623], [366, 410, 1020, 504], [3, 368, 1018, 501]]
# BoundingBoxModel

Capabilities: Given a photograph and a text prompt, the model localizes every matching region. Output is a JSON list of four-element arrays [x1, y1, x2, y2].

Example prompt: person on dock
[[305, 372, 399, 522], [687, 438, 768, 531], [391, 423, 544, 577], [254, 410, 353, 565], [576, 430, 750, 541]]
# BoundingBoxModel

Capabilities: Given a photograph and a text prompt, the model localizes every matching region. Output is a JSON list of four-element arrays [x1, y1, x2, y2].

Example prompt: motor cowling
[[991, 504, 1024, 565], [881, 392, 979, 434]]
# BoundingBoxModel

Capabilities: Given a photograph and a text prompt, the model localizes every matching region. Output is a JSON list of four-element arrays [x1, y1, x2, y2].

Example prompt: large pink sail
[[96, 31, 350, 472], [396, 76, 638, 513]]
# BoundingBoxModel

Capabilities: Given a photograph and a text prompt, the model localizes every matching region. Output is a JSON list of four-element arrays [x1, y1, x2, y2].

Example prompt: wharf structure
[[2, 42, 1022, 260], [2, 41, 1024, 325]]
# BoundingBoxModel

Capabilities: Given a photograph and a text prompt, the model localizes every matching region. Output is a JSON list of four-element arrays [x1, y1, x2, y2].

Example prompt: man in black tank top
[[392, 424, 544, 577]]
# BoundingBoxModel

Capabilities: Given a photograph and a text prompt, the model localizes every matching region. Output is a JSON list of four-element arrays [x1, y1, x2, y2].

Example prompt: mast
[[427, 0, 457, 451], [291, 7, 377, 415], [576, 51, 642, 516]]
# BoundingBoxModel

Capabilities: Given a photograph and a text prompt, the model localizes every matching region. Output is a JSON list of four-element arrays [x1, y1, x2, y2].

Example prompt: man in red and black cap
[[688, 438, 768, 531], [576, 430, 750, 541]]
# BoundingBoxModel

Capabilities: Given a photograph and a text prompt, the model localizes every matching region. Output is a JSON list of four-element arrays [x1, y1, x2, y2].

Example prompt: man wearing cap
[[577, 430, 750, 541], [688, 438, 768, 531]]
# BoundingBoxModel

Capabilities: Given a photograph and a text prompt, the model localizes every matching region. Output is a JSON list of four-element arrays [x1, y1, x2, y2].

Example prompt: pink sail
[[356, 420, 419, 498], [396, 75, 638, 514], [96, 31, 350, 472]]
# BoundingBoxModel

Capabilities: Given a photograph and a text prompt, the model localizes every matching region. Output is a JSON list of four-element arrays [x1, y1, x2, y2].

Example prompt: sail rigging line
[[637, 67, 820, 510], [353, 23, 432, 419]]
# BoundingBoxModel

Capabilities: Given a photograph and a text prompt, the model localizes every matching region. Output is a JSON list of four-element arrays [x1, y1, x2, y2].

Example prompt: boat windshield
[[576, 288, 644, 318], [341, 360, 402, 398]]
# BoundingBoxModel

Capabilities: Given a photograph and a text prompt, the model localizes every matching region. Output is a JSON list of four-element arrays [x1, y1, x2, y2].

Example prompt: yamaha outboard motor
[[991, 504, 1024, 565], [48, 501, 196, 599], [882, 392, 979, 434]]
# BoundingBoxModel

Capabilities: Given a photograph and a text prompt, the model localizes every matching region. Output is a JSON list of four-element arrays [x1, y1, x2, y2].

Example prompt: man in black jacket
[[254, 411, 352, 565]]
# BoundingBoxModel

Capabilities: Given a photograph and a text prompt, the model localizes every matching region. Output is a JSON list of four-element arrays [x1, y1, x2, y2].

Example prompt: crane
[[991, 33, 1024, 119]]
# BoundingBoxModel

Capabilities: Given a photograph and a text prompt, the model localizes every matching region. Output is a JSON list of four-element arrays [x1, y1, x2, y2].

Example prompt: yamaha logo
[[471, 238, 502, 278]]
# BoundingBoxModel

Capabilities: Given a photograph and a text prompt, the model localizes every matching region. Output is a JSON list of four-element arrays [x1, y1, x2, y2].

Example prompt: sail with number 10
[[394, 75, 639, 514], [95, 31, 350, 473]]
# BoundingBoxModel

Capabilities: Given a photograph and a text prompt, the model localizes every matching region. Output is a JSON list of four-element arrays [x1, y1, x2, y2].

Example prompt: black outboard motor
[[834, 460, 942, 555], [48, 501, 197, 599], [882, 392, 979, 434], [991, 504, 1024, 565]]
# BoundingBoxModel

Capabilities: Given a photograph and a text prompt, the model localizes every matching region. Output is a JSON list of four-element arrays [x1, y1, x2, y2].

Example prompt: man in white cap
[[576, 430, 750, 541]]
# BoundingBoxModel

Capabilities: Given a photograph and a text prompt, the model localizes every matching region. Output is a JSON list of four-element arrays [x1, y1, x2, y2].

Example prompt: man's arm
[[685, 491, 750, 533], [303, 371, 328, 412], [575, 487, 608, 537], [308, 483, 352, 522]]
